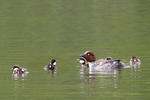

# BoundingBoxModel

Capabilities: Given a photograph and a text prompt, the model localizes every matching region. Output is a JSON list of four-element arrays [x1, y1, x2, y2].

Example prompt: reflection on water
[[13, 79, 25, 100], [131, 66, 141, 72], [12, 73, 28, 80], [80, 67, 119, 88], [45, 71, 57, 77], [0, 0, 149, 99], [80, 65, 141, 89]]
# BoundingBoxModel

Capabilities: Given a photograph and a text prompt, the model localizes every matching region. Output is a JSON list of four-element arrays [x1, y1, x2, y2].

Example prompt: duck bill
[[80, 54, 87, 59]]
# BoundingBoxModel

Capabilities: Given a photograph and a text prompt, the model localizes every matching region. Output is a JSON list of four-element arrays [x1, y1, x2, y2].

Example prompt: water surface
[[0, 0, 150, 100]]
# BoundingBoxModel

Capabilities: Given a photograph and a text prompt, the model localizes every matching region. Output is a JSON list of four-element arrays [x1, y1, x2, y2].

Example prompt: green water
[[0, 0, 150, 100]]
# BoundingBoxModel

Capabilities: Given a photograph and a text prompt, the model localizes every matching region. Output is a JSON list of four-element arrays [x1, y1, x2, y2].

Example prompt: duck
[[79, 51, 126, 72], [130, 56, 141, 67], [12, 65, 29, 75], [44, 59, 57, 73]]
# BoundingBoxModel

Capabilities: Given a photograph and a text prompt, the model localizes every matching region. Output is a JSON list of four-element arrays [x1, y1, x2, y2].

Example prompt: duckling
[[99, 57, 113, 66], [105, 57, 112, 60], [44, 59, 57, 73], [12, 65, 29, 74], [130, 56, 141, 66], [78, 57, 89, 69]]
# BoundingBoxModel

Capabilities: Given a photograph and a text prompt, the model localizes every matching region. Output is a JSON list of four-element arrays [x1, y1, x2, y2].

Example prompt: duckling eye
[[87, 53, 90, 56]]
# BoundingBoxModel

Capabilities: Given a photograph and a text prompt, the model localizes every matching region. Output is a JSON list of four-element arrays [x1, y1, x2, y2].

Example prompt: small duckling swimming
[[105, 57, 126, 69], [130, 56, 141, 67], [12, 65, 29, 75], [105, 57, 112, 60], [44, 59, 57, 73], [78, 57, 89, 69]]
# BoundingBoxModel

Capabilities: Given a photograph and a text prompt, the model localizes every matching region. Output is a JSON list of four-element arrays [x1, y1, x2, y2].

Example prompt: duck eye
[[87, 53, 90, 56]]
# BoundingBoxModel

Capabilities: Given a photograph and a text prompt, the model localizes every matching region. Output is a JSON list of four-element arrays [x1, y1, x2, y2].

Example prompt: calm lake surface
[[0, 0, 150, 100]]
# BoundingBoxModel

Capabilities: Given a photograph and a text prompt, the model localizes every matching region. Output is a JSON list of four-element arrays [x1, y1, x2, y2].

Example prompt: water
[[0, 0, 150, 100]]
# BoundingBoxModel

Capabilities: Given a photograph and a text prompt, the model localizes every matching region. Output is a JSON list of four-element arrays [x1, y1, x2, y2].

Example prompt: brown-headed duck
[[79, 51, 126, 71]]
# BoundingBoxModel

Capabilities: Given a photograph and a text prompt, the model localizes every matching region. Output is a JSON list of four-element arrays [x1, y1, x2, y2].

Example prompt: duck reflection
[[46, 71, 56, 77], [80, 67, 120, 88], [13, 78, 26, 100], [12, 73, 28, 80]]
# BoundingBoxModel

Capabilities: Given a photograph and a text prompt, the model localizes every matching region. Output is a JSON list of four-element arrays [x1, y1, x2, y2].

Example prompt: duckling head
[[50, 59, 56, 67]]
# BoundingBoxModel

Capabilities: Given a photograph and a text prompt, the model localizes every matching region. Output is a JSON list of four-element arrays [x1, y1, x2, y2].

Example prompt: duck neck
[[88, 62, 96, 72], [88, 62, 95, 66]]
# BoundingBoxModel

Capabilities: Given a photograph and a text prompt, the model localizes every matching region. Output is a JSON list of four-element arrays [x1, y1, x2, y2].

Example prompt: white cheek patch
[[79, 60, 85, 64], [53, 62, 56, 66], [21, 69, 25, 72], [14, 68, 19, 71], [113, 62, 116, 64], [13, 68, 19, 74]]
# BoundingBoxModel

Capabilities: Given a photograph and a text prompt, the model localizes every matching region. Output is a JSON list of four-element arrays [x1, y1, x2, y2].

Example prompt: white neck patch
[[88, 62, 96, 67], [14, 68, 19, 71]]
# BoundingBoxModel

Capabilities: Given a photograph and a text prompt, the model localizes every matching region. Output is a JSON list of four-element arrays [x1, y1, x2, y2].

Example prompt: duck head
[[131, 56, 137, 62], [48, 59, 57, 72], [80, 51, 96, 62], [50, 59, 56, 66], [12, 65, 21, 74], [12, 65, 20, 70]]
